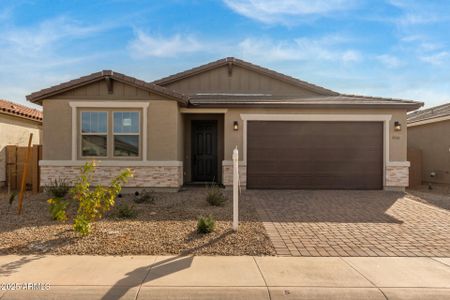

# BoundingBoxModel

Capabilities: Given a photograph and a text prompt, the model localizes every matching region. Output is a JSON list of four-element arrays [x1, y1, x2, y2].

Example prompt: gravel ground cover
[[407, 184, 450, 211], [0, 188, 275, 256]]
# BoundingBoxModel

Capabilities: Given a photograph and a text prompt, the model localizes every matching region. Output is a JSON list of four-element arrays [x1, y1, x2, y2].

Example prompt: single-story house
[[0, 99, 42, 187], [408, 103, 450, 184], [27, 57, 422, 191]]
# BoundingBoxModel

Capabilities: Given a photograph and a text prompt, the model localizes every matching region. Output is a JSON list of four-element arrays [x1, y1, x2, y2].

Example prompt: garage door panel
[[250, 162, 383, 174], [248, 149, 382, 162], [248, 174, 382, 190], [247, 121, 383, 189]]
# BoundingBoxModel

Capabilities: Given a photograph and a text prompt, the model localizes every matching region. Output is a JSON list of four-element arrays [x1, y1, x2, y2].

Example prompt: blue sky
[[1, 0, 450, 108]]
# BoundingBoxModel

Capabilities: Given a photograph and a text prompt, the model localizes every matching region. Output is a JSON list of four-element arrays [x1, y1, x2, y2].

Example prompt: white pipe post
[[232, 147, 239, 231]]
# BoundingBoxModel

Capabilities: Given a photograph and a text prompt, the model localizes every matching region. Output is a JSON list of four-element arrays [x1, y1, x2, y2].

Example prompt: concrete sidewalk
[[1, 256, 450, 299]]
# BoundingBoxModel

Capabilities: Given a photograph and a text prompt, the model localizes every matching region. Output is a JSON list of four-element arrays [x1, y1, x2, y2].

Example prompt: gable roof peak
[[26, 69, 188, 105], [152, 57, 339, 96]]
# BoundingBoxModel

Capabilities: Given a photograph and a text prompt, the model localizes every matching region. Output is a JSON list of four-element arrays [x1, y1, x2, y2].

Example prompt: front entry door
[[192, 120, 218, 182]]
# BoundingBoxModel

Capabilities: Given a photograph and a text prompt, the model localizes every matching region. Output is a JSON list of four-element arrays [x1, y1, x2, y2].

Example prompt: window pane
[[82, 135, 107, 156], [81, 112, 90, 133], [114, 112, 139, 133], [114, 135, 139, 156], [81, 112, 107, 133]]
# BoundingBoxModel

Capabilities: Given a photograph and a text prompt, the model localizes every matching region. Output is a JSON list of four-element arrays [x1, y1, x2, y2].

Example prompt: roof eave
[[189, 102, 423, 111], [153, 57, 339, 96], [26, 72, 189, 106], [0, 110, 43, 123]]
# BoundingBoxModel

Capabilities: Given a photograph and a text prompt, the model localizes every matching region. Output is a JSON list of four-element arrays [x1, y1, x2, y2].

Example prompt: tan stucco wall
[[42, 98, 182, 162], [0, 114, 42, 185], [147, 100, 181, 160], [222, 108, 408, 163], [408, 120, 450, 184]]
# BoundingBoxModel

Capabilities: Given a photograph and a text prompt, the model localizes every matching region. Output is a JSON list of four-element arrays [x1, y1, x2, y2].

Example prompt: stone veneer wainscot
[[40, 165, 183, 188]]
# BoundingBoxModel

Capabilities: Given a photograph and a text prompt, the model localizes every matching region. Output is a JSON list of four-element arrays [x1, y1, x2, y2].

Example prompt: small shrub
[[206, 184, 226, 206], [70, 161, 133, 236], [133, 189, 156, 204], [47, 197, 69, 221], [197, 215, 215, 234], [112, 201, 138, 219], [44, 178, 70, 198]]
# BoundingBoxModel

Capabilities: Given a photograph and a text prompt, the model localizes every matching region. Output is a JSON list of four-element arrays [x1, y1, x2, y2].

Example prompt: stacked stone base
[[385, 165, 409, 189], [222, 162, 246, 187], [40, 165, 183, 188]]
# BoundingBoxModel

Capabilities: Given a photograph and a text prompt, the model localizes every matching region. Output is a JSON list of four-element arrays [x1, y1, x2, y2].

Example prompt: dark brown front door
[[247, 121, 383, 190], [192, 120, 218, 182]]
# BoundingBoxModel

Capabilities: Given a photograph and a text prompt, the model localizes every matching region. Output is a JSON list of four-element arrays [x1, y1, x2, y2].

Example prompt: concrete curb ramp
[[0, 256, 450, 299]]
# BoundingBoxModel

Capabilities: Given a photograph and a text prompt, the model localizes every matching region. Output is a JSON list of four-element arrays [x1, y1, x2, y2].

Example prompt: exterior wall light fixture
[[233, 121, 239, 131], [394, 121, 401, 131]]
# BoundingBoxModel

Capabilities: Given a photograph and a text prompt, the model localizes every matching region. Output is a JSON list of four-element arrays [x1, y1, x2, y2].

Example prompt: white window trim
[[240, 113, 393, 186], [69, 101, 149, 161], [112, 111, 141, 158]]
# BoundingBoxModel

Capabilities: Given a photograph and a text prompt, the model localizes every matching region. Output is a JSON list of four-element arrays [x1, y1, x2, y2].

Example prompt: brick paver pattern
[[247, 190, 450, 257]]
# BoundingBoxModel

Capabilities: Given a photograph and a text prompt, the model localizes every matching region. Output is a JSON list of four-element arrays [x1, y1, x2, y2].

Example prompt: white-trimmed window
[[79, 110, 141, 159], [81, 111, 108, 157], [113, 111, 140, 157]]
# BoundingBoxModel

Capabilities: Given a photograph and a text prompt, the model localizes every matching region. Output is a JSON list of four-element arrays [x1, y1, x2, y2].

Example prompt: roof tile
[[0, 99, 42, 122]]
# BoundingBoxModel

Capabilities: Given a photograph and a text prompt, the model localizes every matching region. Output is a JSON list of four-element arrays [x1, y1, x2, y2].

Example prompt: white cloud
[[128, 31, 203, 58], [376, 54, 403, 68], [1, 16, 106, 57], [387, 0, 450, 26], [238, 35, 361, 63], [223, 0, 358, 24], [420, 51, 450, 66], [0, 16, 114, 104]]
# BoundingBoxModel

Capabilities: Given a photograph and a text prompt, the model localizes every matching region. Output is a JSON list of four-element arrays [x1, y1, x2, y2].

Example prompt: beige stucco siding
[[222, 108, 408, 162], [147, 100, 180, 160], [0, 114, 41, 185], [165, 65, 323, 97], [43, 98, 182, 162], [42, 99, 72, 160], [408, 120, 450, 184]]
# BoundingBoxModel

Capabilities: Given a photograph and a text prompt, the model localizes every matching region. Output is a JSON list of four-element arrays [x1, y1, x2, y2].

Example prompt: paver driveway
[[247, 190, 450, 257]]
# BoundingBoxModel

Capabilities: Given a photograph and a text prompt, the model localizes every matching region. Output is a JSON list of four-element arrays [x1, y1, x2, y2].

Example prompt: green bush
[[44, 178, 70, 198], [206, 184, 226, 206], [133, 189, 156, 204], [70, 161, 133, 236], [112, 201, 138, 219], [47, 197, 69, 221], [197, 215, 215, 234]]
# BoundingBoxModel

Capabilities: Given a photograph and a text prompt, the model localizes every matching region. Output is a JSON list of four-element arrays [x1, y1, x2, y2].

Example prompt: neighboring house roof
[[26, 70, 189, 105], [0, 99, 42, 123], [153, 57, 339, 96], [408, 102, 450, 126]]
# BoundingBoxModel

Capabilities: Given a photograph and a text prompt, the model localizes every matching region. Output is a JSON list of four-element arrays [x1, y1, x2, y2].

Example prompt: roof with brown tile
[[189, 93, 423, 111], [0, 99, 43, 123], [25, 57, 424, 111], [408, 102, 450, 124], [26, 70, 189, 105], [153, 57, 340, 96]]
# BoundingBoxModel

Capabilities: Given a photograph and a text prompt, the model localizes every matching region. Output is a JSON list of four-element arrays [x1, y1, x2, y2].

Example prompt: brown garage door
[[247, 121, 383, 189]]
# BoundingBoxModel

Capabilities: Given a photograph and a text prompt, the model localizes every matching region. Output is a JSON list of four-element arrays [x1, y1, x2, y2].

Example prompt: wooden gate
[[6, 145, 42, 194], [407, 147, 422, 188]]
